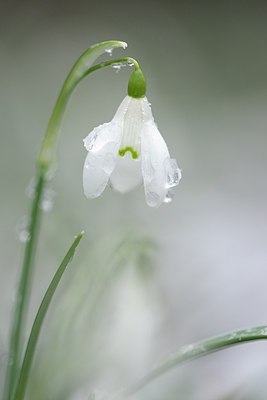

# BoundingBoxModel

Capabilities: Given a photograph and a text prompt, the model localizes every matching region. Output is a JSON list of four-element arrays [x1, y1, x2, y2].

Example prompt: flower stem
[[81, 57, 140, 78], [4, 40, 135, 400], [38, 55, 141, 171], [110, 326, 267, 399]]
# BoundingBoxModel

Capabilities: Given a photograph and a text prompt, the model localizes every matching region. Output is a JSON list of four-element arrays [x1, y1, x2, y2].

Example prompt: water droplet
[[112, 63, 122, 73], [8, 357, 14, 367], [165, 158, 181, 188], [229, 332, 238, 340], [127, 61, 134, 67], [113, 65, 122, 73], [164, 189, 175, 204], [41, 188, 55, 212], [111, 62, 129, 73], [15, 216, 30, 243], [105, 47, 113, 57], [45, 165, 57, 181], [84, 131, 98, 151]]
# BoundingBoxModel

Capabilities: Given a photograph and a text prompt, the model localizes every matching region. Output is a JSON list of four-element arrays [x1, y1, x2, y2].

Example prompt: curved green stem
[[111, 325, 267, 399], [4, 40, 135, 400], [38, 54, 140, 171], [82, 57, 140, 77], [38, 41, 130, 171]]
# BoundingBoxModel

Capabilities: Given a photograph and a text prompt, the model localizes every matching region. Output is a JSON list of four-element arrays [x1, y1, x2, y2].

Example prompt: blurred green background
[[1, 0, 267, 398]]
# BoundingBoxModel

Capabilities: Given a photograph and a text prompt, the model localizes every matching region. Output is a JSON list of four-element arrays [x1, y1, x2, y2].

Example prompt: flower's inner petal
[[113, 96, 131, 122], [110, 152, 142, 193], [141, 121, 181, 207], [83, 121, 123, 198], [119, 97, 143, 159]]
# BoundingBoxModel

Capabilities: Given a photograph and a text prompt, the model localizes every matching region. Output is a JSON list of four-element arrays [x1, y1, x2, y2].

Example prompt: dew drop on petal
[[83, 130, 98, 151], [163, 189, 175, 204], [165, 158, 181, 188]]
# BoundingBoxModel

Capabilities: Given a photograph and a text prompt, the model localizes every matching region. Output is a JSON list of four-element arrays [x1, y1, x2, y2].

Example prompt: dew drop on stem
[[105, 47, 113, 56], [40, 188, 56, 212], [15, 216, 30, 243]]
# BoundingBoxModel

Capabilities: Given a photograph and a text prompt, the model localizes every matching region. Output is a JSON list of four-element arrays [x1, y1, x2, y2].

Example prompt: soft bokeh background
[[1, 0, 267, 398]]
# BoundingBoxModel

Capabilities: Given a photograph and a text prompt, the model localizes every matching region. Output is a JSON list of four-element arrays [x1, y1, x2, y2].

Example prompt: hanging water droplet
[[165, 158, 181, 188], [41, 188, 55, 212], [127, 61, 134, 67], [84, 132, 97, 151], [111, 63, 122, 73], [15, 216, 30, 243], [111, 62, 128, 73], [105, 47, 113, 57], [163, 189, 175, 204]]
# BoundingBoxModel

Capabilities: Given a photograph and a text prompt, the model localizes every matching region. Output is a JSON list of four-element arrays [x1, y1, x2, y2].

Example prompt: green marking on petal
[[119, 147, 139, 159]]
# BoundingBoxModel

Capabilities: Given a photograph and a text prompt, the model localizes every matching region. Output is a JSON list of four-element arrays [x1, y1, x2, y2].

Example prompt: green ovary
[[119, 146, 139, 159]]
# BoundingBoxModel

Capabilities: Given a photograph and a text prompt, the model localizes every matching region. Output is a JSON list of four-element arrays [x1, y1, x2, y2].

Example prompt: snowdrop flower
[[83, 68, 181, 207]]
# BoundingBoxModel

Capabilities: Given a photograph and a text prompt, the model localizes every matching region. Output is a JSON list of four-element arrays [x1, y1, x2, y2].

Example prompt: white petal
[[140, 96, 154, 123], [83, 96, 130, 152], [141, 121, 181, 207], [83, 120, 120, 152], [112, 96, 132, 123], [83, 121, 122, 198], [119, 97, 143, 156], [110, 152, 142, 193]]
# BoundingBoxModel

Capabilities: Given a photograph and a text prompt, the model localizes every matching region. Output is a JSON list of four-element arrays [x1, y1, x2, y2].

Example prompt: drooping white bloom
[[83, 96, 181, 207]]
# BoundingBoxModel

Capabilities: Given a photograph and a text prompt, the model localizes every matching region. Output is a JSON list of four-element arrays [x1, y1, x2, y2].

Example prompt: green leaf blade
[[13, 231, 84, 400]]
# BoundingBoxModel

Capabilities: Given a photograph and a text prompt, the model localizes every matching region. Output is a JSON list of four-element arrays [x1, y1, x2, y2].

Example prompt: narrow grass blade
[[13, 232, 84, 400], [111, 326, 267, 399]]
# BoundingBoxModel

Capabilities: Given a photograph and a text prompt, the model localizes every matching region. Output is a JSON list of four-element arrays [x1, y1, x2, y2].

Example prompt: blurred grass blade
[[111, 325, 267, 399], [13, 232, 84, 400]]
